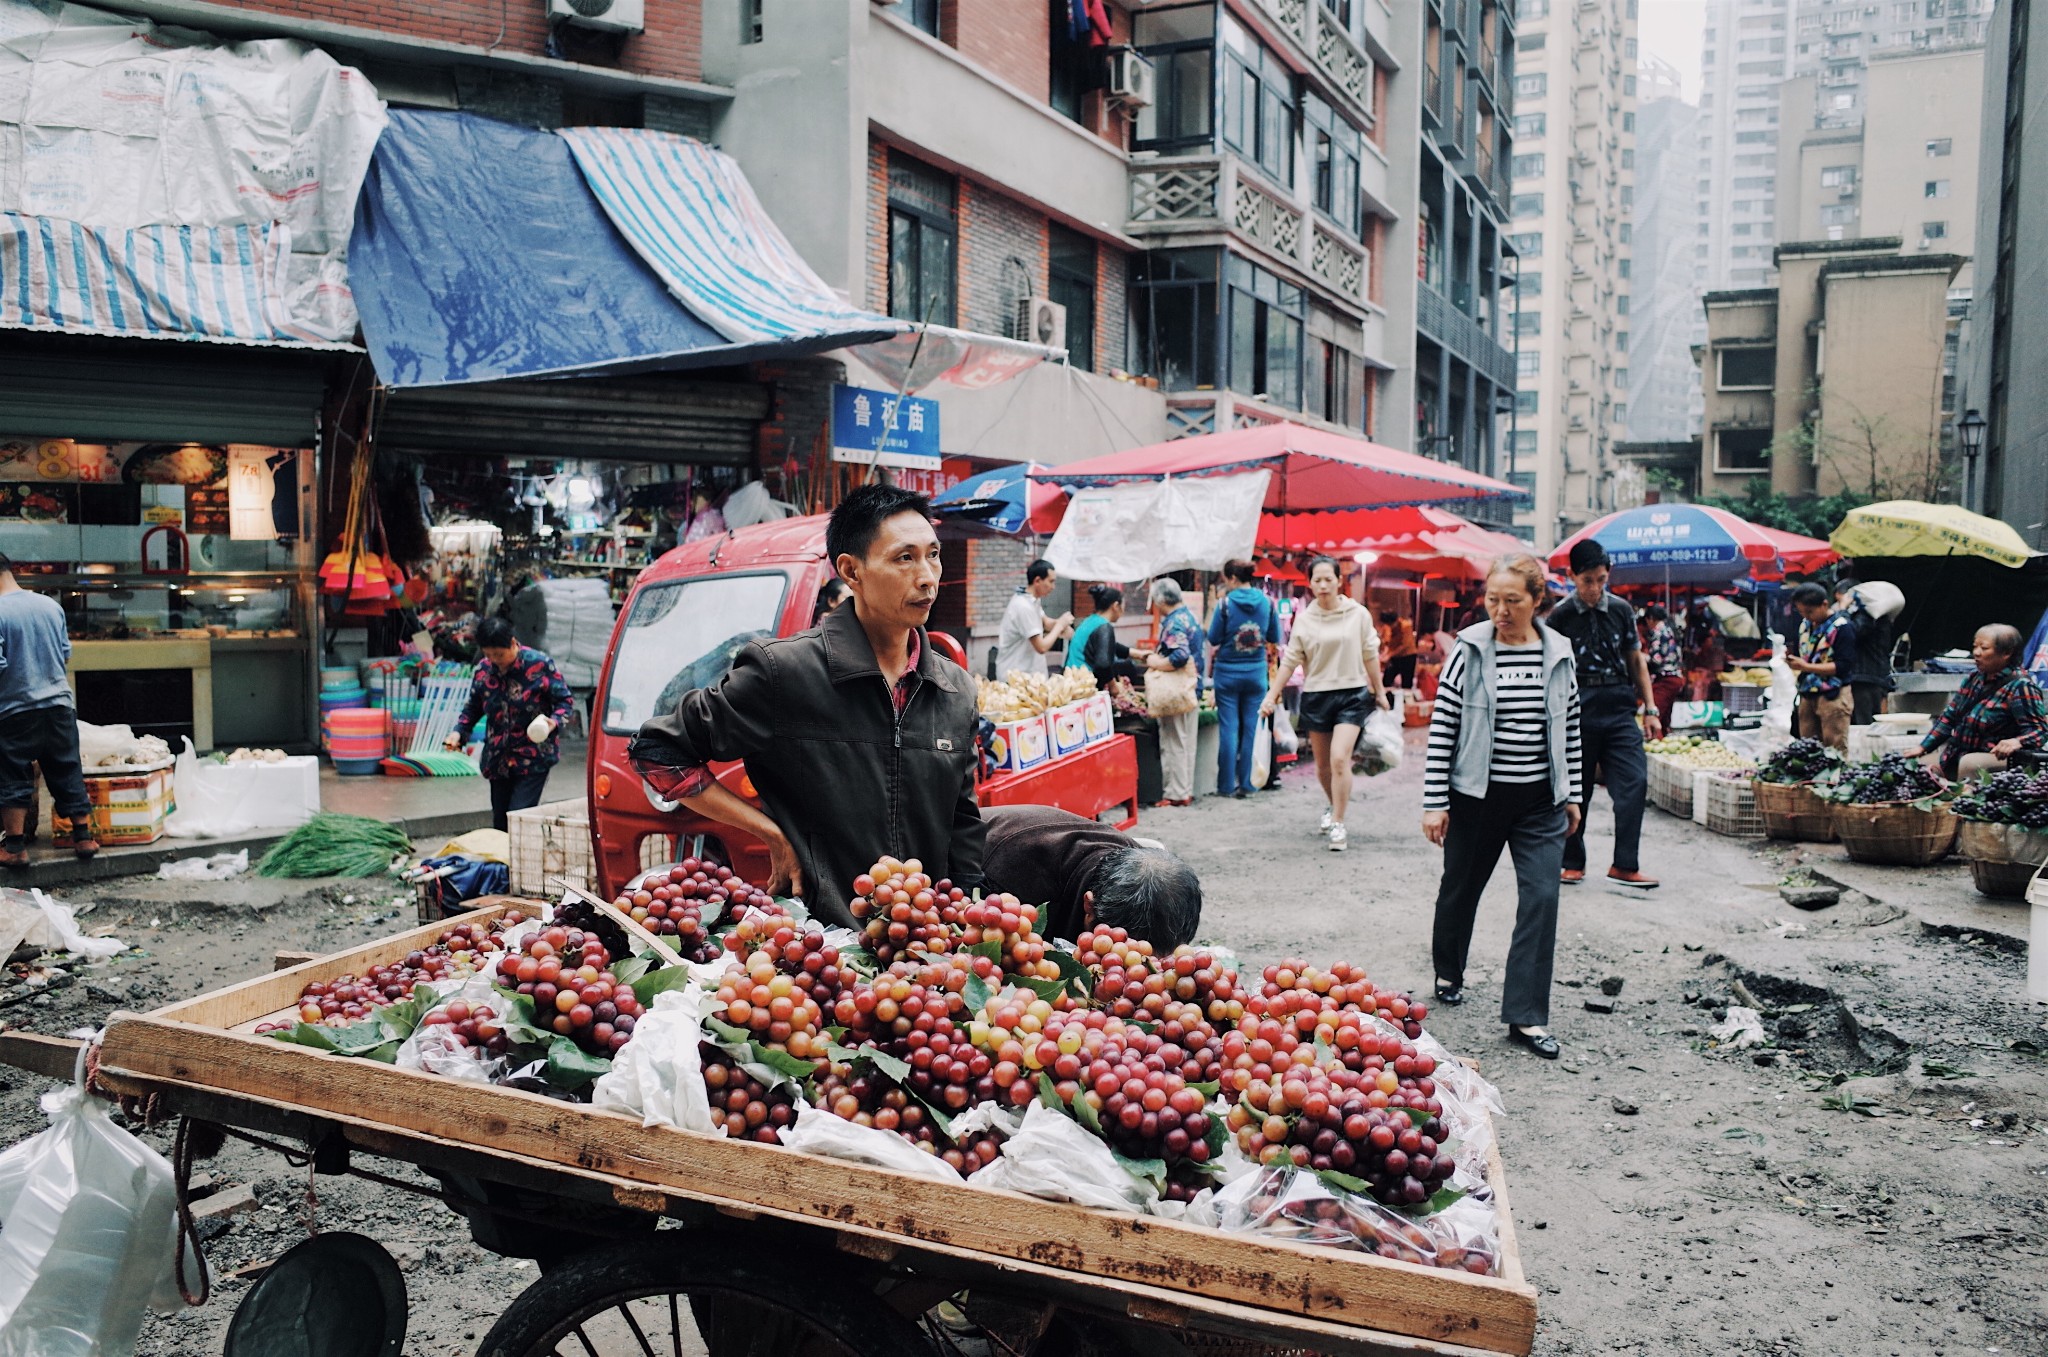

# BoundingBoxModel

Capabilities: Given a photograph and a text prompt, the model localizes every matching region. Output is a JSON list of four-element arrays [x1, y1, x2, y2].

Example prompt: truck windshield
[[602, 572, 789, 735]]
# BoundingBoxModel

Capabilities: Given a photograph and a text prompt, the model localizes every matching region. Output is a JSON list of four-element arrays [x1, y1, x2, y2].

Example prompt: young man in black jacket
[[629, 484, 985, 927]]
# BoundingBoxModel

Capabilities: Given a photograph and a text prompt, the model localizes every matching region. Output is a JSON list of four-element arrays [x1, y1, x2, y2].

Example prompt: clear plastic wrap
[[394, 975, 506, 1084], [1370, 1017, 1504, 1191], [778, 1103, 967, 1185], [1215, 1166, 1502, 1276]]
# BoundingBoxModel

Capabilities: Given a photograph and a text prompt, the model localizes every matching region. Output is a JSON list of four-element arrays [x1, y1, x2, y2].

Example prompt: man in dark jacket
[[629, 484, 984, 927], [1834, 577, 1894, 725], [980, 805, 1201, 950]]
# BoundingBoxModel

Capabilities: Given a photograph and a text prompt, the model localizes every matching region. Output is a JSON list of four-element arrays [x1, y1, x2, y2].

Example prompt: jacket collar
[[819, 602, 964, 694], [1456, 618, 1575, 671]]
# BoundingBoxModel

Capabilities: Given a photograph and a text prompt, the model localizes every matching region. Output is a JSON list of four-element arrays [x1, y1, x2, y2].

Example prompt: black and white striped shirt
[[1424, 637, 1586, 810]]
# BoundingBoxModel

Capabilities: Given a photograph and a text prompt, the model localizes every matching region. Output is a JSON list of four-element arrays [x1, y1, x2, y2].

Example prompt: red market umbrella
[[1754, 525, 1839, 577], [1371, 520, 1533, 581], [1030, 423, 1527, 548], [1253, 555, 1309, 583]]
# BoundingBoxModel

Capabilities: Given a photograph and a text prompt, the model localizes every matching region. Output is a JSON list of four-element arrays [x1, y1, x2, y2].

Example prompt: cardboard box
[[1047, 700, 1091, 759], [1081, 690, 1115, 743], [53, 764, 173, 845], [988, 715, 1049, 773]]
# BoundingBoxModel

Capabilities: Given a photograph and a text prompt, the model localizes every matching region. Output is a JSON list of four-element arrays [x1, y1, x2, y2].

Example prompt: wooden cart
[[0, 906, 1539, 1357]]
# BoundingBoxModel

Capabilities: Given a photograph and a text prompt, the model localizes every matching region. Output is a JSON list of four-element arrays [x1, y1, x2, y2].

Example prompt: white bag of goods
[[590, 988, 717, 1133], [967, 1101, 1160, 1213], [778, 1102, 967, 1185]]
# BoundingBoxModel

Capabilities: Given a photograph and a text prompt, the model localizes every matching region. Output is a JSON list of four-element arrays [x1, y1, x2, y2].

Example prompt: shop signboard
[[829, 385, 941, 471], [0, 438, 232, 486]]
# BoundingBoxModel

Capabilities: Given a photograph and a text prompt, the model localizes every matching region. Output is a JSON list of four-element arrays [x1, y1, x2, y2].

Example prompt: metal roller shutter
[[0, 333, 331, 445], [378, 376, 770, 465]]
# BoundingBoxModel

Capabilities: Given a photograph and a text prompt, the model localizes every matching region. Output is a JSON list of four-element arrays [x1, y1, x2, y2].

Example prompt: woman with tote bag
[[1144, 578, 1204, 807]]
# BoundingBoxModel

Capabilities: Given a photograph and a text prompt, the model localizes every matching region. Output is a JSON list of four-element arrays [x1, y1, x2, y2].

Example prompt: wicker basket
[[1956, 820, 2048, 898], [1702, 774, 1765, 838], [1830, 800, 1959, 866], [1752, 779, 1837, 842]]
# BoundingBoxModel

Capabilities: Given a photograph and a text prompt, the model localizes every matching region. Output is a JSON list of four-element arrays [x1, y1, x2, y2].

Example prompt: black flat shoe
[[1433, 982, 1465, 1005], [1507, 1027, 1561, 1060]]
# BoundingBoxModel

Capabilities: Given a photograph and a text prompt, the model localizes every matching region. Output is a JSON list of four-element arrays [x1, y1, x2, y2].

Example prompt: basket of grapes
[[1949, 769, 2048, 897], [1751, 739, 1844, 842], [1817, 753, 1957, 866]]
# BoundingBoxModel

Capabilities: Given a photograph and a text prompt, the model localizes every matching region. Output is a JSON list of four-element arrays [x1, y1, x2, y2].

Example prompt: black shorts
[[1297, 687, 1371, 733]]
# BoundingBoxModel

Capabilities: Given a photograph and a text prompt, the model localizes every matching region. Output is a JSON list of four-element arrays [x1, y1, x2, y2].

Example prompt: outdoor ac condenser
[[549, 0, 645, 35], [1107, 49, 1156, 107], [1016, 297, 1068, 352]]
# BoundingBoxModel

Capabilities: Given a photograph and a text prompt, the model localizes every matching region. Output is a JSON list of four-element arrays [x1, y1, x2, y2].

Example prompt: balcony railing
[[1425, 63, 1444, 123], [1417, 283, 1518, 389], [1310, 226, 1369, 304], [1129, 155, 1368, 307]]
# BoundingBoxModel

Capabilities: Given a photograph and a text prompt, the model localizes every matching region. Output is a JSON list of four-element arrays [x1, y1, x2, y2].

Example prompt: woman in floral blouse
[[1641, 604, 1685, 730], [447, 617, 577, 829], [1144, 578, 1205, 807]]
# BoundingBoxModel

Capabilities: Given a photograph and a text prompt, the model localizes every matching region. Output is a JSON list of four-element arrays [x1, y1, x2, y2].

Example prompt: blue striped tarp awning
[[0, 214, 317, 344]]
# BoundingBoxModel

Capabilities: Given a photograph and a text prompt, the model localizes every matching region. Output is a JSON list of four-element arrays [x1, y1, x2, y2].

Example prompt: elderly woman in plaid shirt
[[1919, 623, 2048, 779]]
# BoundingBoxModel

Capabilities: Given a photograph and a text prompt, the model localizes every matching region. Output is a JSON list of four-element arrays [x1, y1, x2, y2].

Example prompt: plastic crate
[[1701, 773, 1765, 837], [1645, 753, 1695, 817], [507, 799, 594, 896]]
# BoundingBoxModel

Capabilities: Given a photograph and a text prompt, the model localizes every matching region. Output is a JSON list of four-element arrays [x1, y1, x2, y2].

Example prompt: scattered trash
[[1584, 996, 1618, 1014], [156, 850, 249, 882], [0, 890, 126, 961], [1709, 1006, 1768, 1049], [1610, 1098, 1639, 1116]]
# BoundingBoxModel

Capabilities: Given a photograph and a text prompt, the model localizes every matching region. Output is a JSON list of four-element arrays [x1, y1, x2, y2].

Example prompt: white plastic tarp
[[1043, 471, 1270, 582], [0, 0, 387, 341]]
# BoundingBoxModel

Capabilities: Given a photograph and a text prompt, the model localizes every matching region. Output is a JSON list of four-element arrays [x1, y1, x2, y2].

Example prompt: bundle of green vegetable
[[257, 813, 416, 878], [1756, 738, 1844, 785], [1949, 769, 2048, 828], [1815, 752, 1946, 805]]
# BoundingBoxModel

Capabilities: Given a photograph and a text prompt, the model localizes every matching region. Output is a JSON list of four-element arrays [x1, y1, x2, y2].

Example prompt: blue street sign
[[830, 383, 941, 470]]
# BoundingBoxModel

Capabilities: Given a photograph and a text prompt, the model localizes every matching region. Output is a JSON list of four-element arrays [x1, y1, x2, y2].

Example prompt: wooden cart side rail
[[80, 1062, 1520, 1357], [97, 1013, 1537, 1355], [1482, 1136, 1526, 1291]]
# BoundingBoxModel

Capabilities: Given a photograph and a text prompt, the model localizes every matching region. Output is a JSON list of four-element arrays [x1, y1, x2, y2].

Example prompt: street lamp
[[1957, 407, 1988, 510]]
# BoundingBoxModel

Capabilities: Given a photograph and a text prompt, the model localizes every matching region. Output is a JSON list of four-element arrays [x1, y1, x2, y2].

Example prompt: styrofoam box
[[1047, 700, 1090, 759], [989, 715, 1050, 773]]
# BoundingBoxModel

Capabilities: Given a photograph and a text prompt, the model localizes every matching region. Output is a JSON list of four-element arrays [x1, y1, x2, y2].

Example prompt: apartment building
[[1959, 0, 2046, 536], [1789, 0, 1991, 129], [1697, 0, 1794, 293], [1696, 238, 1963, 502], [1503, 0, 1636, 547], [1625, 53, 1701, 445]]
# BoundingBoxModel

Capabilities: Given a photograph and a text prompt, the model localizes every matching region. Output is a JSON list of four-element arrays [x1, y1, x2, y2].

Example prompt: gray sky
[[1637, 0, 1707, 102]]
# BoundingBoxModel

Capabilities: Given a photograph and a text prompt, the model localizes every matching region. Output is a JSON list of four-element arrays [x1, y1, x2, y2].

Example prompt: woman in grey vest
[[1420, 555, 1584, 1060]]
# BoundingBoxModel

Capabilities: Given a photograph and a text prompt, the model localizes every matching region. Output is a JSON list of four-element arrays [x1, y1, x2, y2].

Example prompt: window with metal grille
[[887, 153, 956, 327]]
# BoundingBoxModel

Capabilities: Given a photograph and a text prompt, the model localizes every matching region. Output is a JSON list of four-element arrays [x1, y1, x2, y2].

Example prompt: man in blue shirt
[[0, 555, 95, 864]]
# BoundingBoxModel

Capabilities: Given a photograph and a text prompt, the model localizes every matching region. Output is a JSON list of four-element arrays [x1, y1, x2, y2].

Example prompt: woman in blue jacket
[[1207, 559, 1281, 798]]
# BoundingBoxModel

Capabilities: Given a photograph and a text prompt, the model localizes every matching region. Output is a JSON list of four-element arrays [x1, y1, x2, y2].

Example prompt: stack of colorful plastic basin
[[325, 708, 389, 774]]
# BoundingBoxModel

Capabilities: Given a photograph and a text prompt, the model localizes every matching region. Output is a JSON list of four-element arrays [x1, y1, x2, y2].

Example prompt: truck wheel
[[475, 1236, 932, 1357]]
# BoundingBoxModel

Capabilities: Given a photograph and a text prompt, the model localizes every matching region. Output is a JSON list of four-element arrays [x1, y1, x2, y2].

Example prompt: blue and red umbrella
[[929, 461, 1067, 536], [1548, 504, 1835, 585]]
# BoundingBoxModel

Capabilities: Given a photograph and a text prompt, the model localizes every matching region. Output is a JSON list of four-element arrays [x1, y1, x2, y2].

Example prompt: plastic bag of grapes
[[395, 973, 512, 1083], [968, 1102, 1160, 1213], [1216, 1166, 1502, 1276], [1361, 1016, 1504, 1192]]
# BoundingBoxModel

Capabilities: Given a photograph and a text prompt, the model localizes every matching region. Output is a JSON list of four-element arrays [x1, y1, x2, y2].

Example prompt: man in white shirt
[[993, 558, 1073, 679]]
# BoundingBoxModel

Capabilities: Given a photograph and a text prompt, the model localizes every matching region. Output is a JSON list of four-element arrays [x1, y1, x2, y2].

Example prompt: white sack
[[590, 988, 715, 1133], [967, 1102, 1159, 1213], [778, 1103, 966, 1185], [1044, 471, 1271, 581]]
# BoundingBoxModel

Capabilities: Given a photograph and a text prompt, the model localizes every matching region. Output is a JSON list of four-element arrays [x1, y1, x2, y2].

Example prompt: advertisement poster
[[0, 438, 237, 486]]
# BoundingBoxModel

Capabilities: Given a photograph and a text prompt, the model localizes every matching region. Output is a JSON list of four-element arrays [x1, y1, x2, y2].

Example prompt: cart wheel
[[475, 1236, 933, 1357]]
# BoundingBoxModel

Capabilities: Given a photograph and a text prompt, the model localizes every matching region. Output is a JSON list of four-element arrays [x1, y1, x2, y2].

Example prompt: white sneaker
[[1328, 822, 1348, 852], [1317, 808, 1333, 836]]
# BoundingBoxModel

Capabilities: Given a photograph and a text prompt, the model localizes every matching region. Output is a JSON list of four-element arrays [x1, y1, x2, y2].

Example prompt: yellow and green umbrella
[[1829, 500, 2037, 569]]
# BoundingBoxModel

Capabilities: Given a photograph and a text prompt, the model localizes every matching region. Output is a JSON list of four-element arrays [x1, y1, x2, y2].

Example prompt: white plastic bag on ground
[[778, 1103, 966, 1185], [0, 889, 125, 960], [967, 1102, 1159, 1212], [156, 850, 249, 882], [1710, 1006, 1768, 1049], [590, 988, 715, 1132], [1354, 707, 1404, 775], [0, 1053, 204, 1352]]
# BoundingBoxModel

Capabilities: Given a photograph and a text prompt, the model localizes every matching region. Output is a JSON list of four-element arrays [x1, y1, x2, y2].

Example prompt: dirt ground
[[1, 735, 2044, 1357]]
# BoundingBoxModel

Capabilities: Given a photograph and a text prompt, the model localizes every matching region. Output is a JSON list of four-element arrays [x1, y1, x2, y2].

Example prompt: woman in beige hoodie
[[1260, 557, 1390, 851]]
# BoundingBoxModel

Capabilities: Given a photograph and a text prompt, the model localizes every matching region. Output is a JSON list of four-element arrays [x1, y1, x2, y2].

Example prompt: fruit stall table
[[0, 900, 1539, 1357], [979, 733, 1141, 830]]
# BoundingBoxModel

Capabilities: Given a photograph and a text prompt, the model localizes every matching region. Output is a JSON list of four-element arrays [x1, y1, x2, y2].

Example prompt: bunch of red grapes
[[1247, 958, 1429, 1043], [269, 914, 526, 1030], [952, 893, 1059, 982], [709, 944, 828, 1062], [847, 857, 960, 964], [702, 1057, 798, 1143], [417, 998, 509, 1058], [614, 859, 777, 963], [810, 1065, 1003, 1173], [493, 923, 644, 1056], [1028, 1007, 1219, 1203], [1227, 1063, 1456, 1208]]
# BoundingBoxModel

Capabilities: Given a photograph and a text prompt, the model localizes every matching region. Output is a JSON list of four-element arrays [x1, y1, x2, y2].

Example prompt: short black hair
[[1221, 559, 1254, 584], [1788, 583, 1831, 609], [475, 616, 516, 648], [814, 578, 849, 621], [1087, 582, 1124, 612], [0, 551, 13, 575], [826, 483, 932, 572], [1567, 540, 1609, 575], [1307, 555, 1340, 580], [1026, 558, 1056, 585], [1645, 603, 1669, 622], [1090, 846, 1202, 952], [1833, 577, 1859, 597]]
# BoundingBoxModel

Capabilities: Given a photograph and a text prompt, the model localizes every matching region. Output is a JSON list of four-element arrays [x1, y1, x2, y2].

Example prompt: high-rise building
[[1627, 53, 1702, 443], [1697, 0, 1794, 293], [1789, 0, 1992, 130], [1504, 0, 1636, 547]]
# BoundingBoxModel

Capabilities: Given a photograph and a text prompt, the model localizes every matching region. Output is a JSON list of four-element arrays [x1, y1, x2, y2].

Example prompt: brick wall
[[1097, 243, 1130, 373], [946, 0, 1050, 103], [864, 141, 891, 313], [748, 357, 842, 500], [959, 181, 1047, 340], [218, 0, 702, 84]]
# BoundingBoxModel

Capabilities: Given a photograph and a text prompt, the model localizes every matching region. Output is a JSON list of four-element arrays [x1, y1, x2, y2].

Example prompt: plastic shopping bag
[[1271, 705, 1299, 757], [0, 1052, 204, 1354], [1251, 717, 1274, 789], [1352, 707, 1405, 776]]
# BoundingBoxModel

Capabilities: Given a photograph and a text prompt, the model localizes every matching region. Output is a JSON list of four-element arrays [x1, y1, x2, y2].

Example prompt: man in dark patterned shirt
[[1786, 584, 1852, 752], [447, 617, 576, 829], [1919, 624, 2048, 778]]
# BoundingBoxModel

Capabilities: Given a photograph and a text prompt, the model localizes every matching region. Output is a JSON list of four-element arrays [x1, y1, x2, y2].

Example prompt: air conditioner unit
[[1107, 49, 1156, 108], [549, 0, 644, 35], [1016, 297, 1068, 351]]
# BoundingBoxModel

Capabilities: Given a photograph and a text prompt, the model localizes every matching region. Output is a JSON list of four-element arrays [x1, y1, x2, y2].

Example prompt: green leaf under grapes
[[964, 938, 1003, 964], [1112, 1151, 1167, 1189], [1401, 1107, 1435, 1127], [1048, 948, 1092, 1000], [610, 952, 654, 986], [632, 965, 697, 1006], [1423, 1186, 1467, 1214], [961, 971, 994, 1018], [1316, 1168, 1372, 1196], [697, 896, 729, 931], [746, 1043, 818, 1081], [544, 1036, 611, 1089], [862, 1044, 912, 1085], [775, 896, 812, 925], [373, 986, 439, 1043], [1312, 1035, 1337, 1068], [1036, 1071, 1063, 1111], [492, 990, 556, 1047], [702, 1014, 752, 1045], [1006, 973, 1069, 1003], [1190, 1080, 1220, 1100], [1072, 1091, 1103, 1134], [1201, 1111, 1228, 1161]]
